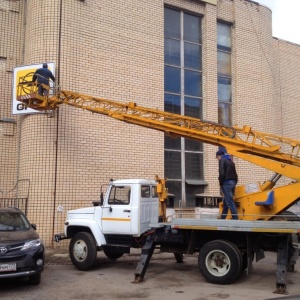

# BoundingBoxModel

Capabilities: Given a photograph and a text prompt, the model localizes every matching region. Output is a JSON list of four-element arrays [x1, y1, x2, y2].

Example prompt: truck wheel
[[69, 232, 97, 270], [174, 253, 184, 263], [103, 250, 124, 260], [198, 240, 242, 284]]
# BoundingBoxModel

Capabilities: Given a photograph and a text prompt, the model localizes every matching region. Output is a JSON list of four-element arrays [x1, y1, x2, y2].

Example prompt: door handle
[[123, 209, 131, 212]]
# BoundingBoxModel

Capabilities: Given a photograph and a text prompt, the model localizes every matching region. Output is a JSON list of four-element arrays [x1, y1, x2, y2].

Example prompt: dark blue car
[[0, 207, 44, 285]]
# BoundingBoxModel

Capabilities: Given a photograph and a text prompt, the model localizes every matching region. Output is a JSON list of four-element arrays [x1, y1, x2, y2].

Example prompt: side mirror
[[31, 224, 37, 230], [100, 192, 104, 206]]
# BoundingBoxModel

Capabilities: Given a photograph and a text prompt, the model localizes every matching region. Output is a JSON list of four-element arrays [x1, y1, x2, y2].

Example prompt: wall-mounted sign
[[12, 62, 55, 115]]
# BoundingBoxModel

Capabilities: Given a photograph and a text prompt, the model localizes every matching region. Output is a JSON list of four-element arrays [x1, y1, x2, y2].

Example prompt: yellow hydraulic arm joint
[[155, 175, 168, 222]]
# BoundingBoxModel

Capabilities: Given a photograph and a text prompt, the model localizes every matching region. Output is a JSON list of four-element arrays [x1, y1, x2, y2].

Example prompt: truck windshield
[[108, 185, 131, 205]]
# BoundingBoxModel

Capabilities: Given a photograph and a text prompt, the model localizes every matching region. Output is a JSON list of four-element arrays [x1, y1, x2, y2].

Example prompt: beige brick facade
[[1, 0, 300, 247]]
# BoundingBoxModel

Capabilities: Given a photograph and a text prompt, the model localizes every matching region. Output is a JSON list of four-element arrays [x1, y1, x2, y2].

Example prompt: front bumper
[[0, 248, 44, 279], [0, 269, 38, 279]]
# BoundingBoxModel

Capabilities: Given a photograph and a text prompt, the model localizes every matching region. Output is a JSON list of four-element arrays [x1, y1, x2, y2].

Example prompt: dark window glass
[[217, 51, 231, 76], [217, 23, 231, 51], [166, 181, 182, 207], [165, 136, 181, 150], [217, 23, 232, 126], [164, 8, 204, 207], [184, 42, 201, 70], [165, 8, 180, 38], [184, 70, 201, 97], [164, 93, 180, 114], [217, 22, 232, 127], [151, 186, 158, 198], [165, 38, 180, 66], [108, 186, 131, 205], [184, 14, 201, 43], [185, 183, 204, 207], [184, 96, 202, 118], [218, 77, 231, 102], [165, 151, 181, 179], [141, 186, 151, 198], [185, 139, 203, 152], [185, 152, 203, 180], [165, 66, 181, 93], [218, 102, 232, 126]]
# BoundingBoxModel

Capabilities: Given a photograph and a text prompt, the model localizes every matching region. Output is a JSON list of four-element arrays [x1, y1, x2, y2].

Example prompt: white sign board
[[245, 182, 260, 194], [12, 62, 55, 115]]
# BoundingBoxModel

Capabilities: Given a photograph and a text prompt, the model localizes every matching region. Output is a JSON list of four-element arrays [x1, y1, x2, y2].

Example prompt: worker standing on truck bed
[[216, 150, 238, 220], [32, 63, 55, 96]]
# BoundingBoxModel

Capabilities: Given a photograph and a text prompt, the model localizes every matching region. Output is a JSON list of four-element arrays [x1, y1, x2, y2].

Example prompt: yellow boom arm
[[16, 77, 300, 220]]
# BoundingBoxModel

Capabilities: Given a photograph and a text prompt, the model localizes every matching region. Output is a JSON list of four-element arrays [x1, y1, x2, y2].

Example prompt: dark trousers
[[221, 180, 238, 220], [38, 84, 49, 96]]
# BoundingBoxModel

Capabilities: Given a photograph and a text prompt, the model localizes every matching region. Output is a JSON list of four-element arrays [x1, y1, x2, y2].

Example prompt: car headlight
[[21, 239, 42, 251]]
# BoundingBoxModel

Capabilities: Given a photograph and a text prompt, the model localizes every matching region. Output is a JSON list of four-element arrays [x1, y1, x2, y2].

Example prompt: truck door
[[101, 184, 132, 234]]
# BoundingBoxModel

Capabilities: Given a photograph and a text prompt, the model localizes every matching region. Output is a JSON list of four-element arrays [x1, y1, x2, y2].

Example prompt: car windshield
[[0, 211, 30, 231]]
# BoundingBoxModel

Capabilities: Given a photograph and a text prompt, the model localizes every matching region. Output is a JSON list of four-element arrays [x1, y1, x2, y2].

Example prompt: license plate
[[0, 263, 17, 272]]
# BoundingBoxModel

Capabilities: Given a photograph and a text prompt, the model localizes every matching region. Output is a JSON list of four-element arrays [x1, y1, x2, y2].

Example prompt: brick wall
[[0, 0, 22, 191]]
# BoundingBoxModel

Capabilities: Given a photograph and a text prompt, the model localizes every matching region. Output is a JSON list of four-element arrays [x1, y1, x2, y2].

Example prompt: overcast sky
[[255, 0, 300, 45]]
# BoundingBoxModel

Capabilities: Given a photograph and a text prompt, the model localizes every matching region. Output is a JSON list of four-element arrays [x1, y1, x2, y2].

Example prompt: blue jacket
[[32, 67, 55, 85]]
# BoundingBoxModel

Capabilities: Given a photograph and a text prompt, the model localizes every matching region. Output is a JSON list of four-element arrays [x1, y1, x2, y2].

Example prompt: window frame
[[108, 185, 131, 205], [164, 6, 205, 207], [217, 21, 232, 127]]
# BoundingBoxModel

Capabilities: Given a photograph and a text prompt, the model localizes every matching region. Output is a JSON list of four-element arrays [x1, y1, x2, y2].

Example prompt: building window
[[164, 7, 204, 207], [217, 22, 232, 126]]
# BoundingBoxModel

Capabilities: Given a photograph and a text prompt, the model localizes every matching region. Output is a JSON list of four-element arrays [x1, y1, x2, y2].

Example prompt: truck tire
[[198, 240, 242, 284], [69, 232, 97, 270], [103, 250, 124, 260]]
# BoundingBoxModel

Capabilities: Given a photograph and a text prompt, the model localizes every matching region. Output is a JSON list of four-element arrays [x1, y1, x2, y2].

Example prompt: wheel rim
[[73, 239, 88, 262], [205, 249, 230, 277]]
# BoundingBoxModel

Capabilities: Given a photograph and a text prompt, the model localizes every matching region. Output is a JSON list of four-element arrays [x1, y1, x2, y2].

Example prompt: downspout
[[16, 0, 28, 198], [51, 0, 63, 247]]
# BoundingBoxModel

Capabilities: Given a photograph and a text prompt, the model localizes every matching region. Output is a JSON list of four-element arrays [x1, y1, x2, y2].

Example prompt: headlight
[[21, 239, 42, 251]]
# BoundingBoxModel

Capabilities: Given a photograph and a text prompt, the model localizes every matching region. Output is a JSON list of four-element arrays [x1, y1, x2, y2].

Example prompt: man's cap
[[42, 63, 48, 68], [216, 150, 225, 157]]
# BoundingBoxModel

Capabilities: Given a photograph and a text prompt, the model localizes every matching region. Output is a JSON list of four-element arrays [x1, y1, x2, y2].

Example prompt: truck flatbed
[[150, 218, 300, 234]]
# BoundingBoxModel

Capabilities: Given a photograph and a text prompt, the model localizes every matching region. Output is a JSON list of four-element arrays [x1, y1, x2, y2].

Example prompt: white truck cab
[[100, 179, 159, 235], [64, 179, 159, 243]]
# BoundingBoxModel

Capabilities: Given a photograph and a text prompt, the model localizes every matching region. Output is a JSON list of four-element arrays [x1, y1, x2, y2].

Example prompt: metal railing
[[0, 179, 30, 215]]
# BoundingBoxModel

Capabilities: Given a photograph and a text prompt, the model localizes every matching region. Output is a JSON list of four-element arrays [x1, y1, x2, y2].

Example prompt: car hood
[[0, 227, 39, 243]]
